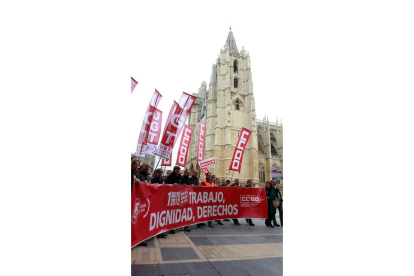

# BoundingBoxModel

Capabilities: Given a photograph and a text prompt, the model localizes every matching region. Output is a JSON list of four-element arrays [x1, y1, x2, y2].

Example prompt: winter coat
[[265, 187, 276, 215], [137, 170, 151, 182], [189, 176, 200, 186], [165, 172, 182, 184], [181, 176, 191, 185], [151, 176, 163, 184]]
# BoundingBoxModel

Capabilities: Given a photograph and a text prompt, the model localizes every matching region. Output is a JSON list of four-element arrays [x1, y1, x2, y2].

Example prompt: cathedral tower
[[186, 29, 260, 184]]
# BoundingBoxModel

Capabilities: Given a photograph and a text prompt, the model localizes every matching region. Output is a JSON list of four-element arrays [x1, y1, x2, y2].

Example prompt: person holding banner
[[131, 159, 149, 246], [244, 180, 255, 226], [221, 179, 226, 187], [181, 169, 191, 185], [137, 162, 151, 183], [189, 170, 200, 186], [165, 166, 182, 185], [151, 168, 164, 184], [163, 170, 172, 183], [164, 166, 191, 233], [265, 181, 278, 228], [230, 179, 242, 226], [200, 172, 215, 228], [131, 159, 140, 193], [213, 178, 224, 225]]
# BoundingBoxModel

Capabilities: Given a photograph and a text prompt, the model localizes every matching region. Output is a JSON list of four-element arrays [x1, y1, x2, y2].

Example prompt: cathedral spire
[[225, 28, 239, 54]]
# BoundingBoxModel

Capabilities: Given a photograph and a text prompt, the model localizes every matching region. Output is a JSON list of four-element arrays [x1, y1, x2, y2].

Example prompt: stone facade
[[185, 30, 283, 187]]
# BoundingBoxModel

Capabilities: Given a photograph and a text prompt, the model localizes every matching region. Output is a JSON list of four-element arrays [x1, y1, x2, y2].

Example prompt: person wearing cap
[[151, 168, 164, 184], [165, 166, 182, 185]]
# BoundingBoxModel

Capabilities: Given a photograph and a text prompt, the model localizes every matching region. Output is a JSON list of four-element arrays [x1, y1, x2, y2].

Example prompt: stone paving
[[131, 218, 283, 275]]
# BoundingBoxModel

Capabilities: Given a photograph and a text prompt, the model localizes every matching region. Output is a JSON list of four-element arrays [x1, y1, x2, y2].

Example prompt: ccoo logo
[[240, 195, 260, 202]]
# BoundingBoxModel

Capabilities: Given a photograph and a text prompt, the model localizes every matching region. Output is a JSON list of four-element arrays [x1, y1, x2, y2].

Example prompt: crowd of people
[[131, 157, 283, 246]]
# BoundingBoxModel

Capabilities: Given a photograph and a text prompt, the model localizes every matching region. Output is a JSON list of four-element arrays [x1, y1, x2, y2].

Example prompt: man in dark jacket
[[137, 162, 152, 182], [151, 168, 164, 184], [244, 180, 255, 226], [189, 170, 200, 186], [165, 166, 182, 184], [271, 180, 283, 227], [181, 169, 191, 185]]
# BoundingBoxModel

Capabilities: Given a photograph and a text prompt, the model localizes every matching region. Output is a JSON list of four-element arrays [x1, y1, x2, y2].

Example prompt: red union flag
[[197, 120, 206, 162], [135, 90, 162, 157], [229, 128, 252, 172], [176, 125, 193, 167], [161, 151, 172, 166], [144, 108, 162, 156], [199, 157, 216, 169], [131, 77, 138, 93], [131, 184, 268, 247], [198, 163, 209, 175], [155, 93, 196, 159]]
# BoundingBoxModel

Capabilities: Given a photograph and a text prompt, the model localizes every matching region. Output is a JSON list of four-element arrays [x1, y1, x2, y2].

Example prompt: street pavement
[[131, 217, 283, 276]]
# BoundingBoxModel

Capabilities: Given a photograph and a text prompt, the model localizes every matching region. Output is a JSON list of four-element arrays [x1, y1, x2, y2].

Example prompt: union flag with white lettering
[[176, 125, 193, 167], [229, 128, 252, 172]]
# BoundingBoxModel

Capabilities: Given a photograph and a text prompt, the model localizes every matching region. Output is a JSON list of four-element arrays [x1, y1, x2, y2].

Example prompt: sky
[[130, 1, 291, 168]]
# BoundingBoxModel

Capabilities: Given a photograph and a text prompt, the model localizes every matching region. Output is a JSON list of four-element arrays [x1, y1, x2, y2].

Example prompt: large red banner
[[131, 184, 268, 247], [136, 90, 162, 157], [176, 125, 193, 167], [155, 93, 196, 159], [197, 120, 206, 162], [229, 128, 252, 172]]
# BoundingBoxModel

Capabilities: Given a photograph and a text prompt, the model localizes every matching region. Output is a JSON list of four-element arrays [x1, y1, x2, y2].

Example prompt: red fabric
[[176, 125, 193, 166], [136, 90, 162, 156], [161, 151, 172, 166], [131, 77, 138, 93], [155, 93, 196, 159], [145, 108, 162, 156], [229, 128, 252, 172], [197, 120, 206, 162], [131, 184, 268, 247]]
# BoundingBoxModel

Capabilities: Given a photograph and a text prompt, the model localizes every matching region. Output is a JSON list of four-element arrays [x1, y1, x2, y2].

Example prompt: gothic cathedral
[[186, 29, 283, 186]]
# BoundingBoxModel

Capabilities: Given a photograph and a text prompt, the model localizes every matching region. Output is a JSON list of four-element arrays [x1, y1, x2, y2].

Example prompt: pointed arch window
[[270, 133, 276, 143], [259, 163, 265, 184], [234, 60, 238, 73], [271, 145, 278, 156], [235, 100, 240, 111], [234, 78, 238, 88], [258, 133, 264, 154]]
